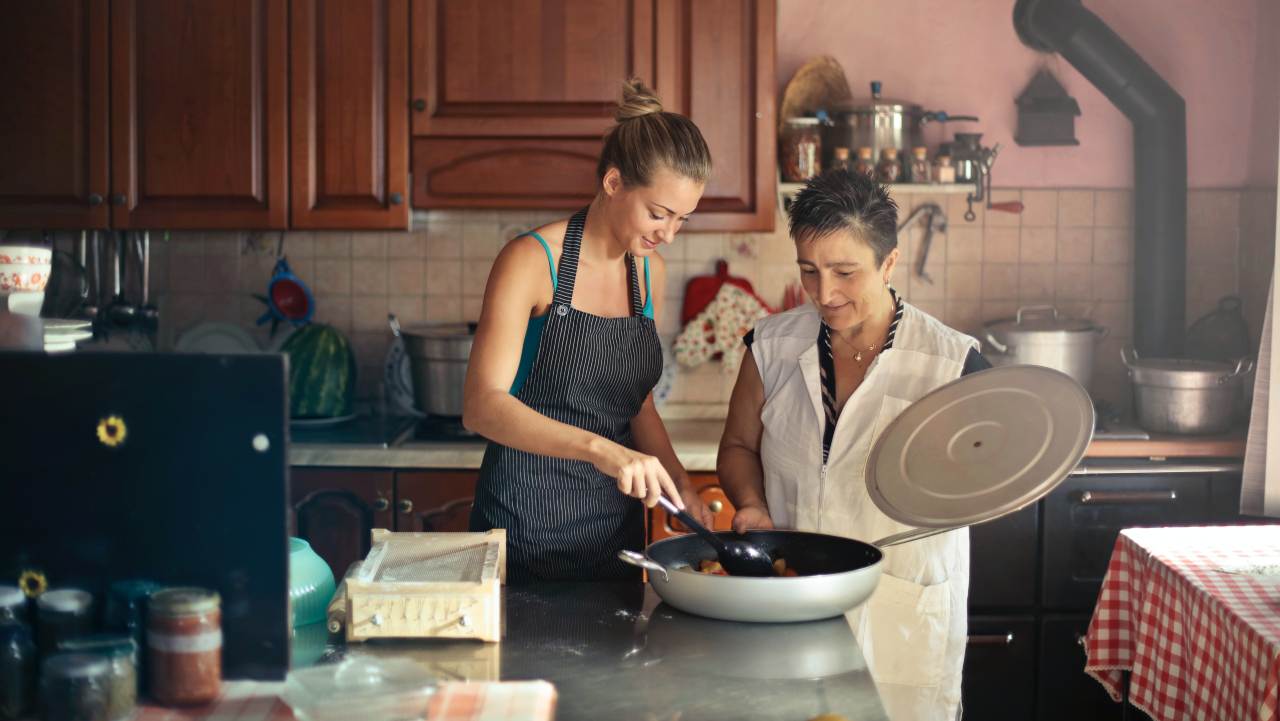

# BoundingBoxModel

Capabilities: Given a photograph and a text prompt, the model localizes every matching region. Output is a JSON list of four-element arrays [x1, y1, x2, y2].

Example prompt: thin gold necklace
[[832, 331, 878, 363]]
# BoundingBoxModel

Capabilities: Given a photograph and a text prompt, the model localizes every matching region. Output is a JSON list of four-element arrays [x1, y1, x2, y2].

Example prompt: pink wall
[[777, 0, 1279, 188]]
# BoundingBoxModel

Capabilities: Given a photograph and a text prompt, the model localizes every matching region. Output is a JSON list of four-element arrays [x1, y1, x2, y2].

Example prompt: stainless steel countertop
[[297, 583, 888, 721]]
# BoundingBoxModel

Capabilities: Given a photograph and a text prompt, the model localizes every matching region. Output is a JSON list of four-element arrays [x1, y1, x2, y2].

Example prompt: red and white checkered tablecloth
[[1084, 525, 1280, 721], [104, 679, 557, 721]]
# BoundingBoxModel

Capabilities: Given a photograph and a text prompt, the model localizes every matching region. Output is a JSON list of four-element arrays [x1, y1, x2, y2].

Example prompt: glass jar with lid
[[0, 623, 36, 720], [831, 146, 851, 172], [780, 117, 822, 182], [0, 587, 26, 629], [41, 653, 111, 721], [909, 147, 930, 184], [58, 635, 138, 721], [876, 147, 902, 183], [853, 147, 875, 178], [148, 588, 221, 706], [36, 589, 93, 657]]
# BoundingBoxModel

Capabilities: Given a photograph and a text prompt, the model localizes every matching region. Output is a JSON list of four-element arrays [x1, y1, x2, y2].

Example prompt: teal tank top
[[509, 231, 653, 395]]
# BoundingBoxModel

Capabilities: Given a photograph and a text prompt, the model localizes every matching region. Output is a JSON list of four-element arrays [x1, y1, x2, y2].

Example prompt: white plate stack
[[42, 318, 93, 353]]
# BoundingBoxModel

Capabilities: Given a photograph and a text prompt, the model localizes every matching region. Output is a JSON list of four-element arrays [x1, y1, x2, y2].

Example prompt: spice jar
[[58, 635, 137, 721], [876, 147, 902, 183], [831, 146, 851, 172], [853, 147, 875, 178], [36, 589, 93, 658], [0, 624, 35, 721], [0, 588, 26, 629], [933, 154, 956, 183], [909, 146, 930, 184], [148, 588, 221, 706], [780, 117, 822, 182], [41, 653, 110, 721]]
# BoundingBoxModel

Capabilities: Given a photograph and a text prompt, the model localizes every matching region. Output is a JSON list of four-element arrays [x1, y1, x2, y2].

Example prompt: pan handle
[[872, 526, 960, 548], [618, 550, 668, 582]]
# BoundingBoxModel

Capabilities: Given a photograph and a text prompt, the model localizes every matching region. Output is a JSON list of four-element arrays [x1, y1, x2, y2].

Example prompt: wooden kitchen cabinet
[[648, 472, 736, 542], [108, 0, 290, 230], [290, 0, 410, 229], [0, 0, 111, 229], [290, 468, 394, 582], [394, 470, 479, 533], [962, 616, 1037, 721], [110, 0, 289, 229], [410, 0, 776, 232]]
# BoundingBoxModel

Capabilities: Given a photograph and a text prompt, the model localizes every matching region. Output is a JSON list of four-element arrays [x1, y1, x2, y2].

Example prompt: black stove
[[413, 414, 486, 442]]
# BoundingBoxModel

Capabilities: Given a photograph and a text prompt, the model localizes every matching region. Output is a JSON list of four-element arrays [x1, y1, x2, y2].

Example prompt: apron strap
[[626, 254, 643, 317], [552, 208, 587, 307]]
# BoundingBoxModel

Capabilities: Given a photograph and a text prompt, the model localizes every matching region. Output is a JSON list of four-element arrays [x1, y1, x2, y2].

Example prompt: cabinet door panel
[[0, 0, 109, 228], [649, 473, 736, 542], [412, 138, 600, 208], [291, 0, 409, 229], [411, 0, 655, 137], [969, 504, 1039, 609], [1038, 614, 1127, 721], [1042, 475, 1211, 609], [291, 468, 394, 582], [963, 615, 1036, 721], [395, 470, 478, 533], [657, 0, 775, 231], [111, 0, 288, 228]]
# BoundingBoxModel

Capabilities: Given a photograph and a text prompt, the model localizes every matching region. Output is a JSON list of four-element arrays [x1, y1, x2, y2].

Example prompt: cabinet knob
[[389, 192, 403, 205], [412, 98, 426, 112], [708, 500, 724, 514], [110, 193, 127, 206], [88, 193, 104, 207], [373, 497, 390, 512], [398, 499, 414, 514]]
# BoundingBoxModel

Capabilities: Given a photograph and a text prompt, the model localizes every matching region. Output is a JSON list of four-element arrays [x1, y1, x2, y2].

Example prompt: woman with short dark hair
[[718, 168, 989, 720]]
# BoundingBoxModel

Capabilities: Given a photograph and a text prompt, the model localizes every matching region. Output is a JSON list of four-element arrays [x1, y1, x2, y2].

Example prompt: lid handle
[[1120, 346, 1139, 369], [1015, 305, 1059, 325], [1221, 356, 1255, 384], [984, 332, 1009, 354]]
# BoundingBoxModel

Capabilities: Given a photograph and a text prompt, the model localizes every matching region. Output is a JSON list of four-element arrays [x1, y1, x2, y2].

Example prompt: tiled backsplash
[[142, 187, 1276, 411]]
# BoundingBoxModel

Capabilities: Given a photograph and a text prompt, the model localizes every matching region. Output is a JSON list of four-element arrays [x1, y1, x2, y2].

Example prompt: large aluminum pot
[[1122, 348, 1254, 435], [619, 530, 884, 623], [824, 81, 977, 168], [983, 305, 1106, 390], [401, 322, 474, 417]]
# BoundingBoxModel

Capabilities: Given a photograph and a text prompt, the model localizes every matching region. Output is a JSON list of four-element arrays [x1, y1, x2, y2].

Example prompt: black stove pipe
[[1014, 0, 1186, 357]]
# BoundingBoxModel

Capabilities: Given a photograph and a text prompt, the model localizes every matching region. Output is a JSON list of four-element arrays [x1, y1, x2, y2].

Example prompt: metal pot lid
[[986, 305, 1095, 335], [865, 365, 1094, 529]]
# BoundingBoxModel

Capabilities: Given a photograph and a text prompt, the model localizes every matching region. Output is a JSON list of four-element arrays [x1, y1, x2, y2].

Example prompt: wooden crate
[[342, 528, 505, 643]]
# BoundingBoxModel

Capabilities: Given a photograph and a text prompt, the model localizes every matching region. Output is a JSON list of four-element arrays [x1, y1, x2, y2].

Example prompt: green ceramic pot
[[289, 538, 335, 628]]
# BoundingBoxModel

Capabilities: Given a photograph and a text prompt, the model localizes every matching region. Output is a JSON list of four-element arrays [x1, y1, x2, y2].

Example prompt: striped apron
[[469, 208, 663, 582]]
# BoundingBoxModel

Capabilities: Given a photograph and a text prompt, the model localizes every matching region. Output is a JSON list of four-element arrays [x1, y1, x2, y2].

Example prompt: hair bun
[[616, 77, 664, 121]]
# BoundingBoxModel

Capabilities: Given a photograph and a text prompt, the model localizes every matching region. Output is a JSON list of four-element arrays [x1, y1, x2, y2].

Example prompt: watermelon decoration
[[281, 324, 357, 418]]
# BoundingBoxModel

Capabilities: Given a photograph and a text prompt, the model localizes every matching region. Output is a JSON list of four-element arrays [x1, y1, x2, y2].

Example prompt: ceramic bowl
[[6, 290, 45, 316], [0, 263, 51, 294], [0, 246, 53, 265]]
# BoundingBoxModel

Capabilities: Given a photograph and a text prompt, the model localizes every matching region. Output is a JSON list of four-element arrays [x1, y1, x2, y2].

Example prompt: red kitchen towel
[[123, 680, 557, 721]]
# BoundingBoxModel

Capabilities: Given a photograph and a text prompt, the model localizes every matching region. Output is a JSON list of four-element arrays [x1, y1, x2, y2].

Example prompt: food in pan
[[687, 558, 799, 577]]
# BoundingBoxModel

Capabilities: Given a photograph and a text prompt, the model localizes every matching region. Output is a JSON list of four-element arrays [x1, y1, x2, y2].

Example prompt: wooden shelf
[[778, 181, 976, 196]]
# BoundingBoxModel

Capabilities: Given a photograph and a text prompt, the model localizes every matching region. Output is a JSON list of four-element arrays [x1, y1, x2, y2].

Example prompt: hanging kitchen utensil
[[138, 231, 159, 334], [106, 232, 137, 327], [866, 364, 1093, 530], [255, 243, 315, 337], [897, 203, 946, 284]]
